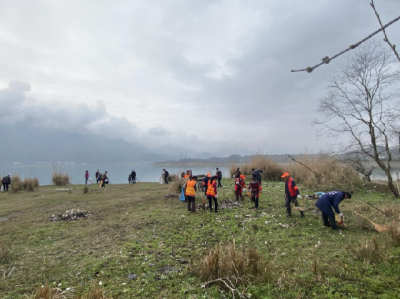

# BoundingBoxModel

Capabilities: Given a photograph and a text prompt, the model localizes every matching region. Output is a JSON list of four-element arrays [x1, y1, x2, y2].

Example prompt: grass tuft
[[349, 236, 384, 264], [83, 186, 89, 194], [52, 172, 70, 186], [0, 245, 14, 264], [33, 284, 60, 299], [74, 285, 113, 299], [10, 175, 23, 193], [386, 223, 400, 246]]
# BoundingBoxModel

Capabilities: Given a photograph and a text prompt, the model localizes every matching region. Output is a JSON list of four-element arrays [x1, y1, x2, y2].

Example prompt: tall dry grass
[[32, 284, 61, 299], [230, 156, 284, 181], [22, 178, 39, 191], [52, 172, 71, 186], [10, 175, 23, 193], [168, 179, 184, 193], [349, 236, 384, 264], [231, 155, 361, 190], [285, 155, 361, 190], [197, 240, 272, 287]]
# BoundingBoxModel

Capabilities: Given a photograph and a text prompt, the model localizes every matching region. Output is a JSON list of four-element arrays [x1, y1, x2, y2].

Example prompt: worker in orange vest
[[206, 176, 218, 212], [202, 173, 211, 196], [282, 172, 304, 217], [185, 176, 198, 213]]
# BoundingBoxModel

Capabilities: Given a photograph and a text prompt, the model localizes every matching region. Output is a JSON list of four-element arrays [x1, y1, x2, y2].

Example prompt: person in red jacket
[[234, 174, 246, 201], [206, 176, 218, 212], [282, 172, 304, 217], [248, 176, 262, 210]]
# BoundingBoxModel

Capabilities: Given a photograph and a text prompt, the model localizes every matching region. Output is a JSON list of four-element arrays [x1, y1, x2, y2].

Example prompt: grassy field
[[0, 179, 400, 298]]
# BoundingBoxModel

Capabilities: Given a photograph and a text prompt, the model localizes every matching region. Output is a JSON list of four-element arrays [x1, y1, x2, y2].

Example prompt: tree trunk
[[384, 169, 399, 198]]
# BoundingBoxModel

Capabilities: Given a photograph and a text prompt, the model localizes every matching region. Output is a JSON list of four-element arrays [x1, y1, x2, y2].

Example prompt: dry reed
[[349, 236, 384, 264], [52, 172, 71, 186], [32, 284, 61, 299], [10, 175, 23, 193], [197, 240, 272, 287]]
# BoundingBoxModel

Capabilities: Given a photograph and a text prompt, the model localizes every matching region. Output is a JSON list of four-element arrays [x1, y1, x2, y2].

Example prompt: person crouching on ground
[[185, 176, 197, 213], [234, 174, 246, 201], [206, 176, 218, 213], [248, 176, 262, 210], [315, 191, 351, 230], [282, 172, 304, 217]]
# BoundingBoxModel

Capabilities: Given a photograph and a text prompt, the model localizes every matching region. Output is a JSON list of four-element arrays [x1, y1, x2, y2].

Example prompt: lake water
[[1, 163, 398, 186], [0, 163, 231, 185]]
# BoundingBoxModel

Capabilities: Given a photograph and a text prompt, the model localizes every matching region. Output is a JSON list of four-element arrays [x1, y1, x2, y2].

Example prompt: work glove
[[215, 194, 218, 198], [297, 195, 302, 199], [339, 213, 343, 218], [243, 188, 246, 192]]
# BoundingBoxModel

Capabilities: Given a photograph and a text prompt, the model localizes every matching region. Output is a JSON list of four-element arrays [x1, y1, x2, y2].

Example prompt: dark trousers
[[132, 178, 136, 184], [321, 212, 338, 230], [187, 196, 195, 212], [208, 196, 218, 212], [285, 196, 304, 216], [2, 183, 9, 191], [101, 180, 105, 187], [96, 178, 99, 184], [85, 178, 88, 185], [217, 178, 222, 187], [165, 176, 169, 184], [252, 196, 259, 208]]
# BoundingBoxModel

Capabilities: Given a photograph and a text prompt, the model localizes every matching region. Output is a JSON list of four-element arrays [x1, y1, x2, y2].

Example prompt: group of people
[[128, 170, 137, 184], [179, 167, 352, 231]]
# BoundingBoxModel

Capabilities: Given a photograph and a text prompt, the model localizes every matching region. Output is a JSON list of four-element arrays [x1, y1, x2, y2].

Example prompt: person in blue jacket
[[315, 191, 352, 230]]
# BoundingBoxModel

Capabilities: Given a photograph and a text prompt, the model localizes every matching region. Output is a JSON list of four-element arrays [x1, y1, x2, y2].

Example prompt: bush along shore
[[0, 178, 399, 298]]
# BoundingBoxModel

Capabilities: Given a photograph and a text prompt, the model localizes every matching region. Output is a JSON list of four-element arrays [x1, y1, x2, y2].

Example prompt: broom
[[354, 211, 391, 233]]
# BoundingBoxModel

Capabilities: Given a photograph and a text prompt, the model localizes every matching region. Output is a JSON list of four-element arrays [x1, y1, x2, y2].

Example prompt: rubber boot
[[235, 195, 239, 201], [286, 208, 292, 217], [300, 211, 304, 218]]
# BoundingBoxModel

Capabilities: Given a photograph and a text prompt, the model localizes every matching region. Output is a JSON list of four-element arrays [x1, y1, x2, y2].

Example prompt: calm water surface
[[0, 163, 231, 185]]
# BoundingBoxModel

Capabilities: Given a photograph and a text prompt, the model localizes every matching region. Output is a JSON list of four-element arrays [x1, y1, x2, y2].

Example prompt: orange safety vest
[[185, 180, 196, 196], [206, 181, 216, 197], [184, 174, 190, 180], [287, 177, 299, 197]]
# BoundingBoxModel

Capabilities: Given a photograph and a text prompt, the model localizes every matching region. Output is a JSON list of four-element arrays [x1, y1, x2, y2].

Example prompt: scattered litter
[[55, 188, 70, 192], [49, 209, 98, 221], [176, 258, 189, 264], [128, 273, 137, 280], [158, 266, 180, 275], [163, 193, 179, 199], [219, 199, 242, 209]]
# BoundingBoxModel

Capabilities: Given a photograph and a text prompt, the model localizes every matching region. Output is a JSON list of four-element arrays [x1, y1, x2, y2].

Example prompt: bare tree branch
[[371, 0, 400, 63], [291, 14, 400, 73]]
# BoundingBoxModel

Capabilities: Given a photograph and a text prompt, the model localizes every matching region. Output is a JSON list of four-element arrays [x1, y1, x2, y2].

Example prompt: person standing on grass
[[282, 172, 304, 218], [185, 176, 197, 212], [216, 168, 222, 187], [234, 174, 246, 201], [163, 169, 169, 184], [252, 168, 263, 184], [95, 169, 100, 184], [100, 171, 108, 187], [2, 175, 11, 192], [206, 176, 218, 212], [131, 170, 136, 184], [315, 191, 351, 230], [203, 173, 211, 196], [235, 167, 241, 178], [85, 170, 89, 185], [248, 176, 262, 210]]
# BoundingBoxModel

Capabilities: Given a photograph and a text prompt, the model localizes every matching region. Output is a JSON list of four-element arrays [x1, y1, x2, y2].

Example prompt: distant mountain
[[195, 152, 215, 159], [213, 146, 253, 157], [0, 124, 150, 164]]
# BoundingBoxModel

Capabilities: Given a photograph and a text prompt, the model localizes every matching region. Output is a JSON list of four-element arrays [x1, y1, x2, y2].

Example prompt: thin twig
[[7, 266, 15, 277], [288, 154, 400, 223], [371, 0, 400, 63], [291, 14, 400, 73], [194, 277, 245, 299]]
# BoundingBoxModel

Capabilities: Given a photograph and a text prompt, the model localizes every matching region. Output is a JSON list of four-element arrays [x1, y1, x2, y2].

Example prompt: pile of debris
[[195, 199, 242, 211], [49, 209, 97, 221], [163, 193, 179, 199]]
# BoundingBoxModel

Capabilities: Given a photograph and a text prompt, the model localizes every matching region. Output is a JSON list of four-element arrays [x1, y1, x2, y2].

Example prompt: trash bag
[[179, 188, 185, 201]]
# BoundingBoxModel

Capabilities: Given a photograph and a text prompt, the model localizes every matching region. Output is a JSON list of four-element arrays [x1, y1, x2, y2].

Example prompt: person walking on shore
[[2, 175, 11, 192], [131, 170, 136, 184], [282, 172, 304, 217], [216, 168, 222, 187], [100, 171, 108, 187], [163, 169, 169, 184], [206, 176, 218, 213], [185, 176, 198, 212], [95, 170, 100, 184], [85, 170, 89, 185]]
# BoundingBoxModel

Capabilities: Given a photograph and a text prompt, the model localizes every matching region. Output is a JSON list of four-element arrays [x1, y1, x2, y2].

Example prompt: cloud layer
[[1, 0, 399, 154]]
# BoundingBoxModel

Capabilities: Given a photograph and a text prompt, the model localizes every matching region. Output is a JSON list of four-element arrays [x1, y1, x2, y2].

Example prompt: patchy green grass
[[0, 180, 400, 298]]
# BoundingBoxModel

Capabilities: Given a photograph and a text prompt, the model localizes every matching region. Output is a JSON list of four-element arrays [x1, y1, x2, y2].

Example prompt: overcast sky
[[1, 0, 399, 154]]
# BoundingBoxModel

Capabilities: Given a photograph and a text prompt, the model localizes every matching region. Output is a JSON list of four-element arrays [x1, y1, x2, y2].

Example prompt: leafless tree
[[343, 153, 376, 182], [314, 41, 400, 197]]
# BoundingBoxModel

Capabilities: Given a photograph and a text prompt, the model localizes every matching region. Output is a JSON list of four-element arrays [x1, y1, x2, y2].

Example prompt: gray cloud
[[0, 0, 399, 154]]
